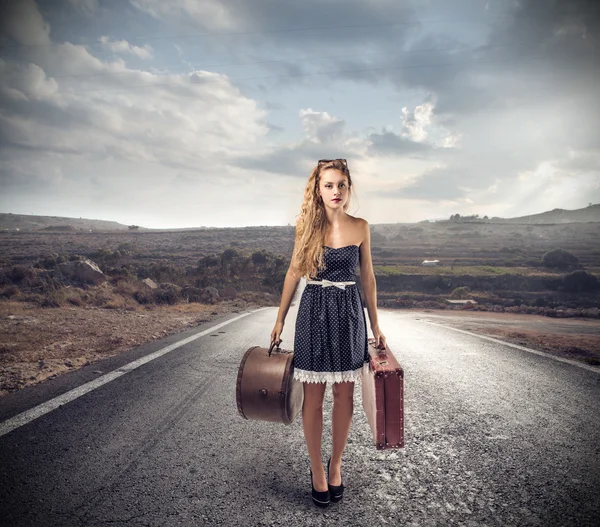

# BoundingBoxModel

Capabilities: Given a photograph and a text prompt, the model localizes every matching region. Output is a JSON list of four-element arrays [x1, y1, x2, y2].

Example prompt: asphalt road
[[1, 304, 599, 526]]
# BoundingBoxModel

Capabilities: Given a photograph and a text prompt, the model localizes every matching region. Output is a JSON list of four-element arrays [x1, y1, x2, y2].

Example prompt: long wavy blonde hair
[[291, 159, 355, 280]]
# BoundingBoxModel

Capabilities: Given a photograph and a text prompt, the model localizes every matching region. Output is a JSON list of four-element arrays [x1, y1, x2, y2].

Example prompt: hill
[[0, 213, 135, 232], [2, 202, 599, 232], [494, 204, 600, 224]]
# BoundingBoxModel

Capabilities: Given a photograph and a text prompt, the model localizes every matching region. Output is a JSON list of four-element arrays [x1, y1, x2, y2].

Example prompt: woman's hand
[[270, 321, 284, 347], [372, 326, 387, 354]]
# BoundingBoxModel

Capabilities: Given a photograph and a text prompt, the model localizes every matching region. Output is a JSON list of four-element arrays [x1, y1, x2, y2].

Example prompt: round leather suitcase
[[236, 340, 304, 425]]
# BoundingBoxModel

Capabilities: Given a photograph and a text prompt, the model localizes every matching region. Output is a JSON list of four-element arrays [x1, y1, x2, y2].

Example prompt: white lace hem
[[293, 365, 365, 384]]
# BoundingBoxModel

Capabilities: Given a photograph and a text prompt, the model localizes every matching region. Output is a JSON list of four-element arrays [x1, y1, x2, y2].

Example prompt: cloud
[[0, 60, 59, 101], [232, 108, 365, 176], [130, 0, 241, 30], [0, 2, 269, 184], [399, 0, 599, 118], [401, 102, 433, 142], [367, 128, 434, 157], [130, 0, 417, 32], [129, 0, 418, 60], [0, 0, 51, 46], [0, 0, 598, 227], [557, 149, 600, 174], [68, 0, 100, 15], [1, 56, 267, 166], [99, 37, 153, 60], [396, 163, 485, 201], [299, 108, 346, 143], [367, 99, 460, 157]]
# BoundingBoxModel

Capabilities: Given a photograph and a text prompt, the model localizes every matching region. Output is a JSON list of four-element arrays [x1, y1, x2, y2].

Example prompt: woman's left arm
[[359, 220, 387, 351]]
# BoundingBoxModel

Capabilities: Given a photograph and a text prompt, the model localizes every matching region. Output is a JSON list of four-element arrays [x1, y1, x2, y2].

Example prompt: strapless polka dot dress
[[293, 245, 369, 384]]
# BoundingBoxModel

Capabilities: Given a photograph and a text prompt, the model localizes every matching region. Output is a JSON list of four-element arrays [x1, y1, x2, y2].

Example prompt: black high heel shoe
[[310, 467, 330, 508], [327, 457, 345, 502]]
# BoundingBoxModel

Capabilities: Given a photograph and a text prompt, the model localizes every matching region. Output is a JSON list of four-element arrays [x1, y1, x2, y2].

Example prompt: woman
[[270, 158, 386, 508]]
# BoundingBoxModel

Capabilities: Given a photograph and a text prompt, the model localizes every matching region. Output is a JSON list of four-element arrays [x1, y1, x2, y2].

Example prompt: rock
[[55, 258, 105, 285], [142, 278, 158, 289]]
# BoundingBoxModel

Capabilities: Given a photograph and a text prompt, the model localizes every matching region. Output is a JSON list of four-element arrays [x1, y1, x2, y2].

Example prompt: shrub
[[67, 294, 84, 306], [181, 285, 204, 303], [153, 283, 182, 305], [451, 286, 471, 299], [5, 265, 61, 293], [562, 270, 600, 293], [198, 254, 220, 268], [422, 275, 450, 291], [118, 242, 134, 252], [106, 267, 132, 278], [251, 251, 268, 265], [543, 276, 564, 291], [541, 248, 579, 270], [133, 288, 154, 305], [112, 277, 139, 295], [0, 285, 20, 298], [40, 254, 59, 269], [7, 265, 33, 284], [221, 248, 239, 263], [90, 290, 117, 307], [39, 289, 68, 308], [142, 263, 185, 283]]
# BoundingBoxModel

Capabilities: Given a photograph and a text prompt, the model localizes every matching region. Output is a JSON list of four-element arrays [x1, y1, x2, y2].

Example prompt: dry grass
[[0, 297, 270, 397]]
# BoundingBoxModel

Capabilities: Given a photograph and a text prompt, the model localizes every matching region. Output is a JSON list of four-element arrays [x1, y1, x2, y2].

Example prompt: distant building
[[421, 259, 439, 266]]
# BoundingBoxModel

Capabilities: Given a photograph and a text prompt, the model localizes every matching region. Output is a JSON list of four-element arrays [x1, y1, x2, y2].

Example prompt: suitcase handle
[[368, 337, 388, 356], [268, 339, 282, 357]]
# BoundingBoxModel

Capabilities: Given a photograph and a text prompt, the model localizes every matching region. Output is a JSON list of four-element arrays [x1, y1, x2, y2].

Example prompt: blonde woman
[[270, 158, 386, 508]]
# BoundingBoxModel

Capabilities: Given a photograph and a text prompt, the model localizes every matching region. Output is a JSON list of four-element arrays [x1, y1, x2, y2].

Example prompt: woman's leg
[[302, 382, 328, 492], [330, 381, 355, 486]]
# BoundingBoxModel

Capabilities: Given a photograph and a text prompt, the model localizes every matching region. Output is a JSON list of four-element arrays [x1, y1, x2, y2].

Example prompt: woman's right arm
[[271, 265, 301, 345]]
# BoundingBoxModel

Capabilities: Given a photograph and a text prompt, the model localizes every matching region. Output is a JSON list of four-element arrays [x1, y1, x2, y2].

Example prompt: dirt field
[[2, 301, 599, 398], [411, 309, 600, 366], [0, 300, 252, 397]]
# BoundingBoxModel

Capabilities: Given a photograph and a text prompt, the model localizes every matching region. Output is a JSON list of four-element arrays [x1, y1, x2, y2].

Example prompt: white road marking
[[418, 319, 600, 374], [0, 307, 271, 438]]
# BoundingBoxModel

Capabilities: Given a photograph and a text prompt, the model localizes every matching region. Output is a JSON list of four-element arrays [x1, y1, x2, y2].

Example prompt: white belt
[[306, 279, 356, 290]]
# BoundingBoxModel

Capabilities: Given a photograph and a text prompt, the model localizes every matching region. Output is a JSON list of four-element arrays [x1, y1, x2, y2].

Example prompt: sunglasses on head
[[318, 158, 347, 166]]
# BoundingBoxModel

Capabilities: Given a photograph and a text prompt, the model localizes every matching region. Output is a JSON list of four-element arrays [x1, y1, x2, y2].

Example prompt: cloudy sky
[[0, 0, 598, 228]]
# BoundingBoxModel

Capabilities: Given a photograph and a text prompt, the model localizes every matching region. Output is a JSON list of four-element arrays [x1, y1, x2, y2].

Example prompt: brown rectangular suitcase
[[361, 338, 405, 450]]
